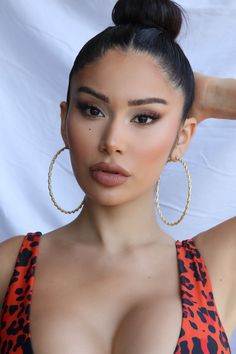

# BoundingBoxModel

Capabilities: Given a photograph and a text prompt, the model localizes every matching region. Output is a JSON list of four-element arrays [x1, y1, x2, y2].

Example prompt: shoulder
[[192, 216, 236, 269], [193, 216, 236, 261], [192, 216, 236, 330], [0, 234, 26, 309]]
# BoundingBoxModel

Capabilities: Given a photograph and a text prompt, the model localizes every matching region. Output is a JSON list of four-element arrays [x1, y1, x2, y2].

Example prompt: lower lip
[[90, 170, 129, 187]]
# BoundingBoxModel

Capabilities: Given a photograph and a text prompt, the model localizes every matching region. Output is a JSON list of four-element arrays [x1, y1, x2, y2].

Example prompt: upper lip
[[90, 162, 131, 177]]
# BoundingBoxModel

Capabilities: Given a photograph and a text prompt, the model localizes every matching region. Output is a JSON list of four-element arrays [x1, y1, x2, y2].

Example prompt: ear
[[169, 117, 197, 161], [60, 101, 69, 148]]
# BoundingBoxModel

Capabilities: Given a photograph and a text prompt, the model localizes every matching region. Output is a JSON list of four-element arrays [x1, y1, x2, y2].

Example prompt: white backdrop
[[0, 0, 236, 349]]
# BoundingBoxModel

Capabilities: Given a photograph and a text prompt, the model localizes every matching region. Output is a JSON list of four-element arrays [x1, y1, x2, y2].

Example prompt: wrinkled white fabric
[[0, 0, 235, 348]]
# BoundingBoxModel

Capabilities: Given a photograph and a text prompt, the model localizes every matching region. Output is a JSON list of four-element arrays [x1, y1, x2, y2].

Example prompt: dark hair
[[66, 0, 194, 123]]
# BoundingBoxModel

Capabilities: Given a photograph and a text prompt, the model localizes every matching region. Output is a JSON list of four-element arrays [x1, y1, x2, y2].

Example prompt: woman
[[0, 0, 235, 353]]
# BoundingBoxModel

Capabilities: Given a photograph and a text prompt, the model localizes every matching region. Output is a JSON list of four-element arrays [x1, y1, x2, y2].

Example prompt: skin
[[0, 49, 235, 353], [43, 53, 235, 352], [190, 72, 236, 121], [60, 49, 197, 254]]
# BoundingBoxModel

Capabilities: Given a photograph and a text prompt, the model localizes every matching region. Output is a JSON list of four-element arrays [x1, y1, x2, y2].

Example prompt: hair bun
[[112, 0, 184, 40]]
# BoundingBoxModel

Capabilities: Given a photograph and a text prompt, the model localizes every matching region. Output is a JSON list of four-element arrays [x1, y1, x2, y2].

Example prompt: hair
[[65, 0, 194, 123]]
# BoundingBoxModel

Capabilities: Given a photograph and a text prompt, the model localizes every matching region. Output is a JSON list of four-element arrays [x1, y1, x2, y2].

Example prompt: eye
[[132, 113, 160, 125], [76, 103, 104, 118]]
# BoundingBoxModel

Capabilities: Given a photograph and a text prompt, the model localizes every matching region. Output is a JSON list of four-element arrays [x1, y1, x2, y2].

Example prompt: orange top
[[0, 232, 231, 353]]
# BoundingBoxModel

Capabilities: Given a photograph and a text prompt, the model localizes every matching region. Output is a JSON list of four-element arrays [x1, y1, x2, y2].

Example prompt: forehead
[[71, 49, 184, 106]]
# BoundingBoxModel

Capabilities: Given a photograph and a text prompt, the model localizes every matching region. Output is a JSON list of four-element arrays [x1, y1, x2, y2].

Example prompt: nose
[[98, 116, 125, 155]]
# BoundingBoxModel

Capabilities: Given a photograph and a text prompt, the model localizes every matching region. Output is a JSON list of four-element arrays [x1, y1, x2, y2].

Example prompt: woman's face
[[60, 49, 196, 206]]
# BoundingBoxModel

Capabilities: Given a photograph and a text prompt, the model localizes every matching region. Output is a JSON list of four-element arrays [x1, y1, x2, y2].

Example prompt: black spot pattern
[[0, 232, 42, 354], [0, 233, 232, 353], [173, 239, 231, 353]]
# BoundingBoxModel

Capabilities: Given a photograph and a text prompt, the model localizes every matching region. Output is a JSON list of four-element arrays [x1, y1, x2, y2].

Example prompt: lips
[[90, 162, 130, 177]]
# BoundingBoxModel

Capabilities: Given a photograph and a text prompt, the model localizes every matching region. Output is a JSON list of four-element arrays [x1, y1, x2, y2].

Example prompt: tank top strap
[[9, 231, 42, 299], [175, 238, 231, 353], [176, 238, 212, 300], [0, 232, 42, 353], [4, 231, 43, 299]]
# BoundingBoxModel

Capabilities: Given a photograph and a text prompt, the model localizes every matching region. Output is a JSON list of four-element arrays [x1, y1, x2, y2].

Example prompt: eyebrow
[[76, 86, 168, 106]]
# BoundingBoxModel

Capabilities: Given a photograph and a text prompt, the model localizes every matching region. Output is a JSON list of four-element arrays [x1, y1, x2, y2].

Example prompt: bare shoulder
[[0, 234, 26, 309], [192, 216, 236, 264], [192, 216, 236, 330], [0, 226, 71, 310]]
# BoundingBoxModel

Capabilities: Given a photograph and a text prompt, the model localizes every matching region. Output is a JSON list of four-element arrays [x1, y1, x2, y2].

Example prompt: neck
[[69, 189, 174, 255]]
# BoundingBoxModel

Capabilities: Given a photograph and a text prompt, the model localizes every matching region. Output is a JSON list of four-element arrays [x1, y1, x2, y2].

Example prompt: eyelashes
[[76, 102, 161, 126], [77, 103, 104, 118]]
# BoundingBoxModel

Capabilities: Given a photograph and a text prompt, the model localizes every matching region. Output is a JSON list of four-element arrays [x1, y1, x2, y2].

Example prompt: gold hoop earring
[[48, 146, 85, 214], [155, 158, 192, 226]]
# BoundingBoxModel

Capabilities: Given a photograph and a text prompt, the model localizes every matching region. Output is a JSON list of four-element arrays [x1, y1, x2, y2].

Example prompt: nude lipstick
[[89, 162, 130, 187]]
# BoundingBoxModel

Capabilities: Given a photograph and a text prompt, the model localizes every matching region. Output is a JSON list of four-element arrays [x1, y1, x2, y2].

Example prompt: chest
[[29, 250, 184, 354]]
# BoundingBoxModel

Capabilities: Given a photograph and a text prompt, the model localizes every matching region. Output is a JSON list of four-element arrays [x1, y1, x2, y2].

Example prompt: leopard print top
[[0, 232, 231, 353]]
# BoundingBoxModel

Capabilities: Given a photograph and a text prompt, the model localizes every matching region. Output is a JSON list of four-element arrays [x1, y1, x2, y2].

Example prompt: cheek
[[66, 117, 95, 155], [136, 127, 176, 166], [137, 140, 167, 164], [133, 124, 177, 186], [135, 142, 167, 186], [65, 118, 98, 192]]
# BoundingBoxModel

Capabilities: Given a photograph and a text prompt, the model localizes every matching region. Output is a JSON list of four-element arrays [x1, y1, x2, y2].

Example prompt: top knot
[[112, 0, 184, 41]]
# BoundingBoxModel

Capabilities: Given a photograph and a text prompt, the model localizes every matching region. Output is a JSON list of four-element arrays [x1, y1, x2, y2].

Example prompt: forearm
[[204, 76, 236, 119]]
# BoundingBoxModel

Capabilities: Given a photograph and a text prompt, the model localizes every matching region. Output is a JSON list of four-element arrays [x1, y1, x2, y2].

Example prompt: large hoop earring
[[48, 146, 85, 214], [155, 158, 192, 226]]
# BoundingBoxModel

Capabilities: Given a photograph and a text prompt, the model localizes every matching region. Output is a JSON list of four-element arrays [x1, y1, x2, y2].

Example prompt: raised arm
[[190, 73, 236, 334], [189, 73, 236, 122]]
